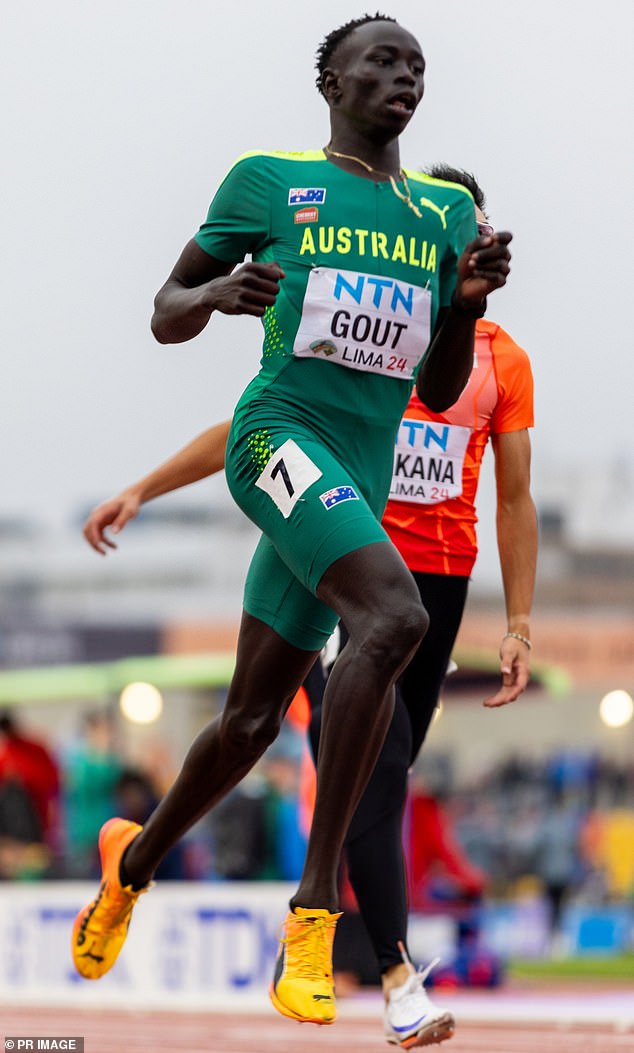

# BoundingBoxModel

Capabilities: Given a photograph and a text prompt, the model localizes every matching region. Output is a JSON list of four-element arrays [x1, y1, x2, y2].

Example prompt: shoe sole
[[396, 1011, 455, 1048], [268, 983, 336, 1025]]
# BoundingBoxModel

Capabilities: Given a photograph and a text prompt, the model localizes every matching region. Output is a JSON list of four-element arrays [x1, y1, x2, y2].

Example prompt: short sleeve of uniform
[[439, 190, 477, 307], [489, 324, 535, 433], [194, 153, 270, 263]]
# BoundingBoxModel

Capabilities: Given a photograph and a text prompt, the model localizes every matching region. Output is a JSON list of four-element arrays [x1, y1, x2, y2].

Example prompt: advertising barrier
[[2, 883, 629, 1010], [0, 882, 295, 1009]]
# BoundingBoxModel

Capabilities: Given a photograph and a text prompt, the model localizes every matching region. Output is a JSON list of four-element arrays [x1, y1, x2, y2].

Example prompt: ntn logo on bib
[[293, 267, 431, 379], [390, 418, 471, 505]]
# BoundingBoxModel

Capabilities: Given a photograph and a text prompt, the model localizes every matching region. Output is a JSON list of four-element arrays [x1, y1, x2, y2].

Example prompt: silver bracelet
[[502, 631, 532, 650]]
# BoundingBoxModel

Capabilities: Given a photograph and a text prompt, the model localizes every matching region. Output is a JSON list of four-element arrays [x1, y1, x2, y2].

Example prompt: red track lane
[[1, 1007, 633, 1053]]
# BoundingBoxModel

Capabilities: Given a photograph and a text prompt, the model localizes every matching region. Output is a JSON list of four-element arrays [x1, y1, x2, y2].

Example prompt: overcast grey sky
[[2, 0, 633, 555]]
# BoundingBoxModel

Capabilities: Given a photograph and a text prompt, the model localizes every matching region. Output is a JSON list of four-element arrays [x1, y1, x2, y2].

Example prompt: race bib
[[389, 418, 471, 505], [293, 267, 431, 379], [255, 439, 322, 519]]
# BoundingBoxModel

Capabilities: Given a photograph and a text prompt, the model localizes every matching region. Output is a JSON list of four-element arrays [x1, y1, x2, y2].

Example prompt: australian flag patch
[[288, 187, 326, 205], [320, 485, 359, 509]]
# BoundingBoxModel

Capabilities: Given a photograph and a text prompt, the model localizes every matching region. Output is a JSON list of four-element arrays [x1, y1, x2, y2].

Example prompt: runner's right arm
[[83, 420, 231, 555], [151, 241, 285, 344]]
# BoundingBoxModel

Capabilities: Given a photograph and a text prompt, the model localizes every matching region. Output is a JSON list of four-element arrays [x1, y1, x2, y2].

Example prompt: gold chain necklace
[[324, 145, 422, 218]]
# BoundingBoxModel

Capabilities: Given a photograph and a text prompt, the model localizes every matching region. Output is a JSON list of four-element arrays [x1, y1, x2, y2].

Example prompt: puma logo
[[312, 994, 333, 1001], [78, 946, 105, 963], [418, 198, 450, 230]]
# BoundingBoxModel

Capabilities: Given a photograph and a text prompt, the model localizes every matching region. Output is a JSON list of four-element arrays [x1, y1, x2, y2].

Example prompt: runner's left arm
[[483, 427, 537, 707], [417, 231, 512, 412]]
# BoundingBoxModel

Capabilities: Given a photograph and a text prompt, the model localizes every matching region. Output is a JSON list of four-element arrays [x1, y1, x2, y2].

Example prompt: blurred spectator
[[260, 753, 307, 881], [0, 709, 60, 879], [449, 794, 505, 884], [580, 806, 634, 899], [206, 722, 307, 882], [207, 774, 268, 880], [405, 783, 486, 911], [504, 801, 542, 883], [115, 767, 186, 879], [547, 751, 599, 799], [61, 711, 123, 878], [535, 792, 584, 941]]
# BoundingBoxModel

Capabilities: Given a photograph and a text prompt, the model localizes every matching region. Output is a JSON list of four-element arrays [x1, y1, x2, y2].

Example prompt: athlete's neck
[[326, 125, 402, 181]]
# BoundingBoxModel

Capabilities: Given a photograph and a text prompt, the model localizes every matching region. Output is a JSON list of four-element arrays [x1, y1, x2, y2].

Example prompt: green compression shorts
[[225, 423, 391, 651]]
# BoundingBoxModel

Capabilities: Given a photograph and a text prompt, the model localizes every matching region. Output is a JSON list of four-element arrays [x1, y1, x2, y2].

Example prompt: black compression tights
[[305, 571, 469, 973]]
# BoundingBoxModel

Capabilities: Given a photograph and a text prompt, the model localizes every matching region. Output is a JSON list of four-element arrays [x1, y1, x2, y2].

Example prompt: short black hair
[[315, 13, 397, 96], [425, 163, 488, 217]]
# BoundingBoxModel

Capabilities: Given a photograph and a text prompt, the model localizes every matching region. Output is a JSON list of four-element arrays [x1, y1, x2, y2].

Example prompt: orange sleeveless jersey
[[382, 319, 534, 576]]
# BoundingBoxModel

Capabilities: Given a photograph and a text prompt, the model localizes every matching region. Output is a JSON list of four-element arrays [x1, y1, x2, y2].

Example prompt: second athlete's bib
[[389, 417, 472, 504]]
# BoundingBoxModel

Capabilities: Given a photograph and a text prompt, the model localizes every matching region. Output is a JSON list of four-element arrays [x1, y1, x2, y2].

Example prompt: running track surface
[[2, 998, 633, 1053]]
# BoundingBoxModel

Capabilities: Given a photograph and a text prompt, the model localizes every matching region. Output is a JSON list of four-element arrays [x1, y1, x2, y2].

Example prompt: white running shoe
[[384, 947, 455, 1048]]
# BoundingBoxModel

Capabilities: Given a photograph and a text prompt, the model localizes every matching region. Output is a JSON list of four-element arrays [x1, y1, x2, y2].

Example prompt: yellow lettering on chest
[[319, 227, 334, 253], [392, 235, 407, 263], [371, 231, 389, 259], [298, 225, 437, 272], [337, 227, 352, 253], [355, 229, 369, 253], [299, 227, 316, 255]]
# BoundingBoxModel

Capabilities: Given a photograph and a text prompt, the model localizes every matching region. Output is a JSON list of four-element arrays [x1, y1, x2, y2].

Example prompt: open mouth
[[386, 93, 416, 114]]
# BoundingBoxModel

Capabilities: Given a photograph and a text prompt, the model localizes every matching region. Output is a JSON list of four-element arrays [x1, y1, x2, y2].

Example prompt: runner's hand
[[483, 633, 530, 708], [454, 231, 512, 307], [83, 492, 141, 555], [204, 262, 285, 317]]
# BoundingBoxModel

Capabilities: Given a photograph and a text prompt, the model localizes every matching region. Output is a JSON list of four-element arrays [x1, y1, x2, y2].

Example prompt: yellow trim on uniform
[[404, 169, 475, 201], [234, 149, 328, 164], [229, 151, 475, 207]]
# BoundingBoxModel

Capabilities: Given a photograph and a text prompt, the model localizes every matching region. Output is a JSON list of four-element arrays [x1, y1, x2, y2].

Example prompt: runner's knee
[[221, 705, 283, 762], [357, 595, 428, 677]]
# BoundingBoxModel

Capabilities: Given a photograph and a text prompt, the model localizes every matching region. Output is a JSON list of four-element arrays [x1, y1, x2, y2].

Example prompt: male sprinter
[[72, 14, 511, 1039]]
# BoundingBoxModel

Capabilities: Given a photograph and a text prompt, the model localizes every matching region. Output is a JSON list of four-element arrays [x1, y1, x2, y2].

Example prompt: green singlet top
[[195, 149, 476, 456]]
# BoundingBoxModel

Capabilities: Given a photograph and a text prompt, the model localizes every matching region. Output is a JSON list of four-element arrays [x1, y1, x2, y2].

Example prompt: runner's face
[[331, 22, 425, 135]]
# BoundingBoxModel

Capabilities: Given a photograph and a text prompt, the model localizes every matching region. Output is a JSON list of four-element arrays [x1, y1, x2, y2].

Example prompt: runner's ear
[[321, 68, 342, 103]]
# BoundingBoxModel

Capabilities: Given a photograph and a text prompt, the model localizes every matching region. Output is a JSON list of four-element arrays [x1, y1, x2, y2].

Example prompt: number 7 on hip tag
[[256, 439, 323, 518]]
